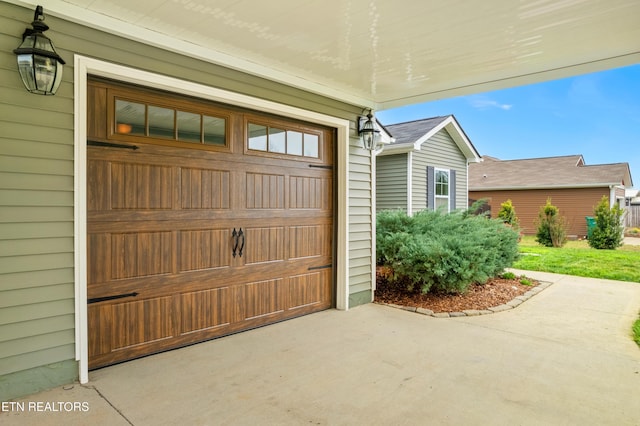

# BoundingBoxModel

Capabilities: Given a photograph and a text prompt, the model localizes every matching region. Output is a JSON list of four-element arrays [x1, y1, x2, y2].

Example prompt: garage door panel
[[240, 278, 285, 320], [246, 172, 285, 209], [88, 304, 112, 358], [88, 160, 110, 211], [111, 162, 173, 210], [111, 296, 175, 350], [289, 224, 332, 259], [242, 227, 285, 264], [289, 176, 333, 210], [88, 233, 110, 284], [179, 229, 232, 272], [111, 231, 173, 279], [288, 272, 323, 309], [180, 168, 230, 209], [180, 287, 232, 334]]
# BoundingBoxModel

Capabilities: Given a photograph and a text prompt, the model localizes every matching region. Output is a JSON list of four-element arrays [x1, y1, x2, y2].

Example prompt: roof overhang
[[470, 183, 625, 191], [6, 0, 640, 110]]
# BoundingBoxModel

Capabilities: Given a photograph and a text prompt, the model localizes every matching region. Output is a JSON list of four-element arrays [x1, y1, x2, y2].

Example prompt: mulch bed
[[374, 267, 539, 313]]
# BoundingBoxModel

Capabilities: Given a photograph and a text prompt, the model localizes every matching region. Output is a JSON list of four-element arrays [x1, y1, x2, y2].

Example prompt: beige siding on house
[[1, 2, 374, 399], [412, 129, 468, 212], [469, 187, 610, 237], [376, 153, 408, 212]]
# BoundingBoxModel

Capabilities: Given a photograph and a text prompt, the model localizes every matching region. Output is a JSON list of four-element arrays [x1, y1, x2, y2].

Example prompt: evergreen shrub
[[497, 199, 519, 227], [588, 196, 623, 250], [535, 199, 567, 247], [376, 208, 520, 294]]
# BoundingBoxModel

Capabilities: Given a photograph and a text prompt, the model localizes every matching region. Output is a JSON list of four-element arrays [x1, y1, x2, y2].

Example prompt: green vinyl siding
[[376, 153, 409, 212], [1, 2, 76, 400], [348, 142, 374, 306], [412, 129, 468, 212], [1, 1, 375, 399]]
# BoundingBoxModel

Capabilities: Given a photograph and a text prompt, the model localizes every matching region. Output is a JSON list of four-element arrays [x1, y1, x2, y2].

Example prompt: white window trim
[[434, 168, 450, 213], [74, 55, 350, 384]]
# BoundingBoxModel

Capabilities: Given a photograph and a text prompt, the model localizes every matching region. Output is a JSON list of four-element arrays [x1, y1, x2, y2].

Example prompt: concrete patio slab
[[3, 270, 640, 425]]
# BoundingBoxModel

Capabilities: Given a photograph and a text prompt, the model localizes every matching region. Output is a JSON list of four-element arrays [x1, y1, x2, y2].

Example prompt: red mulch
[[374, 267, 539, 313]]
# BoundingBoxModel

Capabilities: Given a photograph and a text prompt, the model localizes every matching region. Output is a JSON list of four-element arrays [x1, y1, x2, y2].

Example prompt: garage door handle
[[238, 228, 245, 257], [232, 228, 239, 257]]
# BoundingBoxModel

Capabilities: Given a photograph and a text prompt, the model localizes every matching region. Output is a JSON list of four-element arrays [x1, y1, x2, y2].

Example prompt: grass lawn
[[513, 236, 640, 282]]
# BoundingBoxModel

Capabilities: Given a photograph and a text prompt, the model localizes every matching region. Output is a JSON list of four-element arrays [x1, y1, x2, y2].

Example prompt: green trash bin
[[586, 216, 596, 239]]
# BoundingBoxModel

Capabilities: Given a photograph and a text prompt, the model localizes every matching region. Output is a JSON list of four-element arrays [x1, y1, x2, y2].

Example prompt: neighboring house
[[376, 116, 481, 215], [469, 155, 633, 237]]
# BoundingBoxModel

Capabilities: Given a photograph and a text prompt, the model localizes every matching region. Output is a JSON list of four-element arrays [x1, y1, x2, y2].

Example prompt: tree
[[535, 198, 567, 248], [588, 196, 623, 250], [497, 199, 519, 227]]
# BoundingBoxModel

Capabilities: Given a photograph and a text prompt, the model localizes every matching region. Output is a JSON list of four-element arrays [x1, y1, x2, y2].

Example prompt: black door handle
[[238, 228, 245, 257], [232, 228, 239, 257]]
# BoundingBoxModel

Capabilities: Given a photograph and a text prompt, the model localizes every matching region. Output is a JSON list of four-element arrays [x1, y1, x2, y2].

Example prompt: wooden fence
[[625, 205, 640, 228]]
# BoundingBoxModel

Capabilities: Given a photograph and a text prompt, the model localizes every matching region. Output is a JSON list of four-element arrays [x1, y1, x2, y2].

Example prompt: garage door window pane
[[116, 100, 145, 135], [149, 106, 175, 139], [177, 111, 201, 143], [204, 115, 226, 145], [287, 131, 303, 156], [269, 128, 286, 153], [248, 124, 268, 151], [304, 134, 319, 158]]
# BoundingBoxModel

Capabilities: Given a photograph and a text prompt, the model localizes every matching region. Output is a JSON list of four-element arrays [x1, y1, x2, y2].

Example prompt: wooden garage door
[[86, 80, 334, 369]]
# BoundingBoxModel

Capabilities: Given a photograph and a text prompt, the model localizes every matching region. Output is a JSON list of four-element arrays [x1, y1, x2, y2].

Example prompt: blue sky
[[377, 64, 640, 189]]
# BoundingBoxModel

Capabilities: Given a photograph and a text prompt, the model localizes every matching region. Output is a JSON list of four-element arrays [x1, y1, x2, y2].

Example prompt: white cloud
[[469, 97, 513, 111]]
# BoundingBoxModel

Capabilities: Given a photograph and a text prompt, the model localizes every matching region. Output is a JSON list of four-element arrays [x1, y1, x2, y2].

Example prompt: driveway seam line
[[82, 384, 135, 426]]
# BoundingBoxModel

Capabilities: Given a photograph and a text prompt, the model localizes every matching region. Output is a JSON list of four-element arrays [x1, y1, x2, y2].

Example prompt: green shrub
[[588, 196, 623, 250], [519, 278, 532, 286], [501, 272, 516, 280], [633, 317, 640, 347], [535, 198, 567, 247], [376, 209, 520, 294], [497, 199, 519, 227]]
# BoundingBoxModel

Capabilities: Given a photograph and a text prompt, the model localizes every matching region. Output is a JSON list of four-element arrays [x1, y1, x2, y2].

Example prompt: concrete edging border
[[379, 281, 554, 318]]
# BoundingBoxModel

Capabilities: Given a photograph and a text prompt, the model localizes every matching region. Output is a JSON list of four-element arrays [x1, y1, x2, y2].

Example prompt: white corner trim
[[73, 55, 89, 385], [407, 151, 413, 215], [73, 55, 350, 383]]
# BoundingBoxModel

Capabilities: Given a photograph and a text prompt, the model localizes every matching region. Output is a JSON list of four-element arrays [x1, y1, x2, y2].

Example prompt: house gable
[[412, 129, 469, 212], [380, 115, 481, 163], [376, 116, 477, 215]]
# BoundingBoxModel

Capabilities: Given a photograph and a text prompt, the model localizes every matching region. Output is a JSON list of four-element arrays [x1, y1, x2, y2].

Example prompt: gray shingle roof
[[384, 116, 451, 145], [469, 155, 633, 190]]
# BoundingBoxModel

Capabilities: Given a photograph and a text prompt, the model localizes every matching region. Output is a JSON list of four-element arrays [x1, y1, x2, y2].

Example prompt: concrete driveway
[[4, 270, 640, 425]]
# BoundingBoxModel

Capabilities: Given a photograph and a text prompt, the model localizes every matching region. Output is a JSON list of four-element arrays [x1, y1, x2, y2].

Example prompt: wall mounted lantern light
[[358, 111, 381, 151], [13, 5, 65, 95]]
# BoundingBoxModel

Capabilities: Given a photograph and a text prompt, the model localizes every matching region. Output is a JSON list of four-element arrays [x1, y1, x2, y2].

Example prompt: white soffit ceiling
[[9, 0, 640, 109]]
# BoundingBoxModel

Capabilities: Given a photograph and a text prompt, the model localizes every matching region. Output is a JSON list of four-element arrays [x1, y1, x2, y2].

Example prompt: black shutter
[[427, 166, 434, 210], [450, 169, 456, 211]]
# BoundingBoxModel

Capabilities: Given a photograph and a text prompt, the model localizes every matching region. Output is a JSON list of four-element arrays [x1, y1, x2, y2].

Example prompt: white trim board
[[73, 55, 351, 384]]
